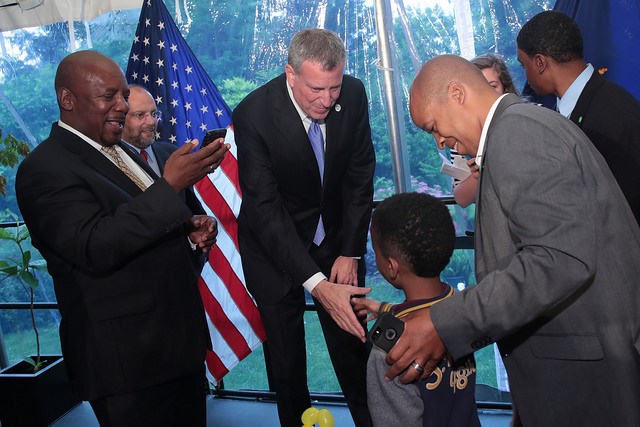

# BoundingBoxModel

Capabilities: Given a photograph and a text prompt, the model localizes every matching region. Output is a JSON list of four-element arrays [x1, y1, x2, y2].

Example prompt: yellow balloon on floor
[[301, 407, 319, 425], [317, 408, 335, 427]]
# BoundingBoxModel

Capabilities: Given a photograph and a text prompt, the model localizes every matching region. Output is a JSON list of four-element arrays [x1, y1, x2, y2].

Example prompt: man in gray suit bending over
[[384, 54, 640, 427]]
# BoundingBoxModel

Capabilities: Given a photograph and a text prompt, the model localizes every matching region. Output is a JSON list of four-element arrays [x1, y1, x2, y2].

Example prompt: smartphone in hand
[[201, 128, 227, 148], [368, 311, 404, 353]]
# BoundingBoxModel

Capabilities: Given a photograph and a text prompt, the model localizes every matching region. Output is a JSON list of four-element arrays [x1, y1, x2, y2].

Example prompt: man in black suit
[[233, 29, 375, 427], [15, 50, 228, 426], [517, 10, 640, 224]]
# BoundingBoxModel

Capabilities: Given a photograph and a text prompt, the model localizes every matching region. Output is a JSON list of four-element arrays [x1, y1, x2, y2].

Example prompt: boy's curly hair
[[371, 192, 455, 278]]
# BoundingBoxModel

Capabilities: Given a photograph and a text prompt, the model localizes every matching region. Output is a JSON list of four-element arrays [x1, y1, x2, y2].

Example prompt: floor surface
[[51, 395, 513, 426]]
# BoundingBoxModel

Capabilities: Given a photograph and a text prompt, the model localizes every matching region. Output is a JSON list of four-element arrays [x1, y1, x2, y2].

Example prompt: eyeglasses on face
[[129, 110, 162, 120]]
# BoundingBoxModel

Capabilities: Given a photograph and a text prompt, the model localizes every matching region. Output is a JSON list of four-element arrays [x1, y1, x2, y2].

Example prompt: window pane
[[0, 309, 62, 365]]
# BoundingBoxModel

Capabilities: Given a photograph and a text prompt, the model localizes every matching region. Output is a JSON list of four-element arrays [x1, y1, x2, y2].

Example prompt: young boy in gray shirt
[[353, 193, 480, 427]]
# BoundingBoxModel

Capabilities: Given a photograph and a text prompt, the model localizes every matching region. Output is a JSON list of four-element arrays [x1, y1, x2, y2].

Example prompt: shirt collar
[[121, 140, 140, 153], [556, 63, 593, 117], [475, 93, 508, 169], [286, 79, 312, 125], [58, 120, 105, 151]]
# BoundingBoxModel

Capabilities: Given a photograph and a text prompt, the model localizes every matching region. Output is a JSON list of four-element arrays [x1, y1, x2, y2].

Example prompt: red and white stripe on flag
[[194, 126, 266, 384]]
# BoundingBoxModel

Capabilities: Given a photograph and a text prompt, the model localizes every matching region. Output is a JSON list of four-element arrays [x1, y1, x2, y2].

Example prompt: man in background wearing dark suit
[[517, 10, 640, 224], [233, 29, 375, 427], [16, 50, 229, 426]]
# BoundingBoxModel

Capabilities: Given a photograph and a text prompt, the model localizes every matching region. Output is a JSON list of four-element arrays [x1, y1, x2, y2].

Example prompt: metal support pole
[[373, 0, 411, 193]]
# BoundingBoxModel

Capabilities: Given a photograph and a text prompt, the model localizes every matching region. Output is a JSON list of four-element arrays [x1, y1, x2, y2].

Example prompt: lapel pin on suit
[[334, 104, 341, 112]]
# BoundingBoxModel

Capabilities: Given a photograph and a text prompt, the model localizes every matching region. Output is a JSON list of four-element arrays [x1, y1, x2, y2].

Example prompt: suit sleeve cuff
[[187, 236, 198, 250], [303, 272, 327, 293]]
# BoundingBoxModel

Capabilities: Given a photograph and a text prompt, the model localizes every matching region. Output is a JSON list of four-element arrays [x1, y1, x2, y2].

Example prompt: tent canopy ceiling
[[0, 0, 141, 32]]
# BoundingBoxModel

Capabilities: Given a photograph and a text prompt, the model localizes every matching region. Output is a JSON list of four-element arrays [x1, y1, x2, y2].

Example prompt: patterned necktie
[[140, 148, 149, 163], [308, 120, 326, 245], [101, 146, 147, 191]]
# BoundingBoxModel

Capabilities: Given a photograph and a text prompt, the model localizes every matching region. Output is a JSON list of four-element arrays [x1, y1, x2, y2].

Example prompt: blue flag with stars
[[125, 0, 231, 146]]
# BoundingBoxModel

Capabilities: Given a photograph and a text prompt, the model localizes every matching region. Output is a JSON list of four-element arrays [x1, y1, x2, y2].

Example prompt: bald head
[[55, 50, 129, 146], [55, 50, 121, 95], [411, 55, 496, 109], [409, 55, 500, 156]]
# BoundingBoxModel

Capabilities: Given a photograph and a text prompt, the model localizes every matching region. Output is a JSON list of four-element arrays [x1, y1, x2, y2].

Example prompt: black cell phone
[[368, 311, 404, 353], [201, 128, 227, 147]]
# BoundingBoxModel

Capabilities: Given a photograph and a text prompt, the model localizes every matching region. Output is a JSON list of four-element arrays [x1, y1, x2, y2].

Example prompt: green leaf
[[19, 270, 39, 290], [23, 357, 37, 368], [0, 265, 18, 276], [22, 250, 32, 266]]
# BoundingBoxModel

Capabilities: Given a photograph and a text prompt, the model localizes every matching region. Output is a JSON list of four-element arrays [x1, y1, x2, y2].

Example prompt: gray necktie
[[308, 120, 325, 245]]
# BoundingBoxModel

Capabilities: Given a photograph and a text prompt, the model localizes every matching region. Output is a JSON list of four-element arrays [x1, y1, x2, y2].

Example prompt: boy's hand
[[351, 296, 382, 323]]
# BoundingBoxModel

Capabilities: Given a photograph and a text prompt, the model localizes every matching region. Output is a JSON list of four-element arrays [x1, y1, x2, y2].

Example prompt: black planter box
[[0, 354, 81, 426]]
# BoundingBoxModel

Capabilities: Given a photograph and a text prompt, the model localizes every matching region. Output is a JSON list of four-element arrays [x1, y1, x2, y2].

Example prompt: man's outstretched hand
[[312, 280, 371, 342]]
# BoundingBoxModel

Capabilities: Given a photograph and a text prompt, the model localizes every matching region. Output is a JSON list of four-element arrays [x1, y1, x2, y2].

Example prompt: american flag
[[125, 0, 265, 384]]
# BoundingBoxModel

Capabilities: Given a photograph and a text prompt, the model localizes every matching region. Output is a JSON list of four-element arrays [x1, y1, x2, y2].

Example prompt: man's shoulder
[[499, 97, 556, 125], [235, 74, 285, 112], [152, 140, 178, 153], [577, 77, 640, 136], [340, 74, 366, 94], [583, 74, 640, 110], [21, 123, 72, 161], [16, 123, 81, 184]]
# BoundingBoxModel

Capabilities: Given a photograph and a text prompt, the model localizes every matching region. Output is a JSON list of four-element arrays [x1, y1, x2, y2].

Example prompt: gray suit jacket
[[431, 95, 640, 426]]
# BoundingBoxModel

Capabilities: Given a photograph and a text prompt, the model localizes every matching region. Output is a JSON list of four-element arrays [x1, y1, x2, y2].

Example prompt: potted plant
[[0, 130, 80, 426], [0, 209, 48, 362]]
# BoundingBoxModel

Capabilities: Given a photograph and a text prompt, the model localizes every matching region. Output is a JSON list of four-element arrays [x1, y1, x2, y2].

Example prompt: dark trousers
[[258, 243, 372, 427], [89, 368, 207, 427]]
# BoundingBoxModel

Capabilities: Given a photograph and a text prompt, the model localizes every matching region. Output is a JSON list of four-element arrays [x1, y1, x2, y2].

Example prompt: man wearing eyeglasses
[[122, 85, 179, 177]]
